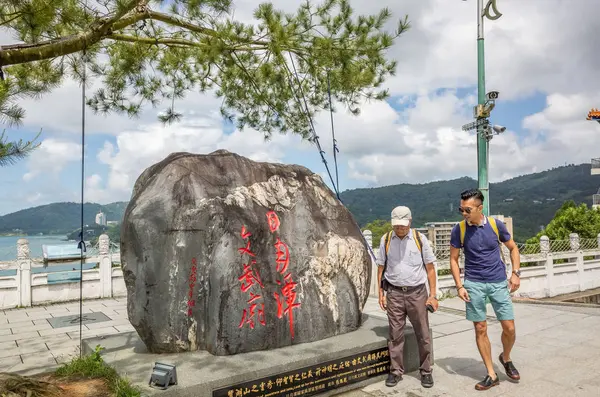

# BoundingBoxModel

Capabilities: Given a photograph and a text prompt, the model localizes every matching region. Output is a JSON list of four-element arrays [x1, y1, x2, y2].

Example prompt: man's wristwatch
[[512, 269, 521, 278]]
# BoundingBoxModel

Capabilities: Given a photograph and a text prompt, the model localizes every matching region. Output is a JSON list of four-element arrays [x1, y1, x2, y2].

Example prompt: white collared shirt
[[376, 231, 436, 287]]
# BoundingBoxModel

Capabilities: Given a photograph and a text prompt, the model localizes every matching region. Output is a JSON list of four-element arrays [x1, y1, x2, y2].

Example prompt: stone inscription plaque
[[212, 346, 390, 397]]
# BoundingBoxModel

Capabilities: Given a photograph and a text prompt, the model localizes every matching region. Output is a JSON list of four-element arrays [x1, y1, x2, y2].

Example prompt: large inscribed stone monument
[[121, 150, 371, 355]]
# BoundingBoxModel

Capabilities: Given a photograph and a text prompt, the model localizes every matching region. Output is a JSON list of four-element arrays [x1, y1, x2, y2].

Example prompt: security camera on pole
[[461, 0, 503, 216]]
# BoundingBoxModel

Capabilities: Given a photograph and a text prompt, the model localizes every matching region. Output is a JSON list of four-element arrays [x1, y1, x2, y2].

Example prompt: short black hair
[[461, 188, 484, 203]]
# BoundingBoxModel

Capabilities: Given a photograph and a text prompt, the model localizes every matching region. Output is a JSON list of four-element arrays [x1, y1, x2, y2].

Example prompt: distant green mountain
[[1, 164, 597, 241], [0, 202, 127, 236], [340, 163, 598, 242]]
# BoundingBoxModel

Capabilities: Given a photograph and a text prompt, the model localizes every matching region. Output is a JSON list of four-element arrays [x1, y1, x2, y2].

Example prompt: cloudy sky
[[2, 0, 600, 215]]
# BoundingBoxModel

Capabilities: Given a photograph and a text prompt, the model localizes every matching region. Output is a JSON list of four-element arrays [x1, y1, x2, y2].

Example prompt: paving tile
[[0, 328, 11, 336], [0, 330, 39, 343], [11, 321, 52, 333], [46, 310, 71, 317], [67, 326, 120, 339], [33, 318, 51, 326], [0, 341, 47, 358], [52, 347, 80, 364], [0, 319, 33, 330], [24, 307, 49, 314], [38, 324, 82, 336], [115, 324, 135, 332], [25, 311, 54, 320], [85, 318, 131, 330], [0, 355, 22, 372]]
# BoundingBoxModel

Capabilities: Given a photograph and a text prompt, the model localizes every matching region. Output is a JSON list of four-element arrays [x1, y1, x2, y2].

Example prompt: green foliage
[[363, 219, 390, 248], [343, 164, 599, 242], [0, 202, 127, 235], [55, 345, 141, 397], [0, 0, 409, 139], [526, 200, 600, 244], [0, 130, 41, 166]]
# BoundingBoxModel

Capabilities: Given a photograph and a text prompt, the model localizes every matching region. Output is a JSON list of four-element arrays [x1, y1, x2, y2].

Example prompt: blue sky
[[2, 0, 600, 216]]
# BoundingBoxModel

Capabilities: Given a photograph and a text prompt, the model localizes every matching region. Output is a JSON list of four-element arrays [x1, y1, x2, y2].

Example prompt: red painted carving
[[273, 273, 301, 338], [238, 226, 266, 329], [273, 238, 289, 274], [187, 258, 198, 317], [267, 210, 301, 339], [238, 260, 264, 292], [240, 225, 252, 239], [237, 240, 256, 257], [266, 211, 280, 233], [238, 302, 266, 329]]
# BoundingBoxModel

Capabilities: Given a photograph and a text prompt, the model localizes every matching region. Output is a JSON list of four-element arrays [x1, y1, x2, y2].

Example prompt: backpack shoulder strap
[[459, 220, 466, 246], [412, 229, 422, 252], [412, 229, 426, 266], [385, 231, 393, 254], [488, 217, 500, 243]]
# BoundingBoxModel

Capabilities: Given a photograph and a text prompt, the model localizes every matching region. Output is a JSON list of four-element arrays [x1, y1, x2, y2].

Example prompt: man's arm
[[449, 225, 469, 301], [504, 239, 520, 272], [376, 235, 387, 311], [420, 234, 438, 299], [496, 220, 521, 292], [449, 246, 461, 286]]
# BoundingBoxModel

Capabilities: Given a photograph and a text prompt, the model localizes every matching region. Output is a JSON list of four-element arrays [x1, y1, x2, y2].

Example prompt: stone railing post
[[363, 230, 373, 248], [540, 236, 550, 255], [597, 233, 600, 248], [570, 233, 580, 251], [544, 252, 554, 297], [17, 238, 32, 307], [99, 234, 112, 298], [576, 249, 585, 291]]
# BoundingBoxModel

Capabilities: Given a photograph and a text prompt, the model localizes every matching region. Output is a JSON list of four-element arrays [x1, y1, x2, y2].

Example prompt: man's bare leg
[[500, 319, 516, 361], [474, 321, 495, 377]]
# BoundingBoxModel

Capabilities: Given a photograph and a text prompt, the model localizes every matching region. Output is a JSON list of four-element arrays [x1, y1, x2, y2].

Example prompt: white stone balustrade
[[0, 234, 126, 309]]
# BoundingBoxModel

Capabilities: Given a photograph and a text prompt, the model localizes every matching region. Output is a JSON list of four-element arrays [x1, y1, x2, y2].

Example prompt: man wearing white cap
[[377, 206, 438, 389]]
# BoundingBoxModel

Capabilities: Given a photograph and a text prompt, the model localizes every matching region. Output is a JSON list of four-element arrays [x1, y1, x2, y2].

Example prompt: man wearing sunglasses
[[449, 189, 521, 391], [377, 206, 438, 389]]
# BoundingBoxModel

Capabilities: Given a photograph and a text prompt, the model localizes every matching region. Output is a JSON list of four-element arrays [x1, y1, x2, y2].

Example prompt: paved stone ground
[[1, 296, 599, 397], [347, 297, 600, 397], [0, 298, 131, 375]]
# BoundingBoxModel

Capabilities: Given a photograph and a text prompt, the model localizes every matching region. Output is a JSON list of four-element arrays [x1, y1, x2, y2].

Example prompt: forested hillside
[[340, 164, 597, 242], [0, 202, 127, 235]]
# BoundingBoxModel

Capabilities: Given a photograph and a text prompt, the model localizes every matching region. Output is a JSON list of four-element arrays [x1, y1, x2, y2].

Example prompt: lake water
[[0, 235, 71, 261]]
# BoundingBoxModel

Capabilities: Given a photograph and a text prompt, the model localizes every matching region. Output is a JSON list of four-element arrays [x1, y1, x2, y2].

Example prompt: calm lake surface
[[0, 235, 71, 261]]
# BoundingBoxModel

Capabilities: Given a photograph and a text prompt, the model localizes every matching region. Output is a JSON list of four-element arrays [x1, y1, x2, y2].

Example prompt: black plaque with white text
[[212, 346, 390, 397]]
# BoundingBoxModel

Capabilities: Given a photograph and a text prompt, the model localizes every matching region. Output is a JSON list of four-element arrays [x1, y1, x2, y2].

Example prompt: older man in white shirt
[[377, 206, 438, 389]]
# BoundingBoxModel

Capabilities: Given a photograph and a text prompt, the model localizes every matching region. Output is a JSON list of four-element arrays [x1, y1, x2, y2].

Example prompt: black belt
[[389, 283, 425, 292]]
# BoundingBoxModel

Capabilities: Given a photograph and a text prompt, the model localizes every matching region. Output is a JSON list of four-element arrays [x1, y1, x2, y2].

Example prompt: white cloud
[[93, 114, 300, 201], [23, 138, 81, 181]]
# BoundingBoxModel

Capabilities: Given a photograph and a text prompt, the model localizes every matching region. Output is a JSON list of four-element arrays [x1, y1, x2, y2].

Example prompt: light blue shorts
[[464, 279, 514, 322]]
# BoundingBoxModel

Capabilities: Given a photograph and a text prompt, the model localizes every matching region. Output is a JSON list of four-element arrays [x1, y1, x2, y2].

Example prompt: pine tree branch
[[0, 0, 140, 66], [0, 129, 41, 166]]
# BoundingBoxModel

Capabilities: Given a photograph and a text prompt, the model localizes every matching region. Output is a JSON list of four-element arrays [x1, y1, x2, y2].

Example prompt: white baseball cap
[[391, 206, 411, 226]]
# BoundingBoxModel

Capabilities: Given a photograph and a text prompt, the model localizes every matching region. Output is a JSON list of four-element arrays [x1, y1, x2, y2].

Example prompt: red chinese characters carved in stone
[[273, 273, 301, 338], [237, 226, 266, 329], [238, 260, 264, 292], [238, 302, 266, 329], [266, 211, 280, 233], [273, 238, 289, 274], [187, 258, 198, 316]]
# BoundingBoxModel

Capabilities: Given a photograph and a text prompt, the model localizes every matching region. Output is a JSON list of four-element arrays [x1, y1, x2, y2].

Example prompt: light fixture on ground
[[149, 362, 178, 390]]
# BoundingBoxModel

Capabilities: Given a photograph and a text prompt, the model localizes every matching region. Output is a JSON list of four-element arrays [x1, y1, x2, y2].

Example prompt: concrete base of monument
[[82, 314, 433, 397]]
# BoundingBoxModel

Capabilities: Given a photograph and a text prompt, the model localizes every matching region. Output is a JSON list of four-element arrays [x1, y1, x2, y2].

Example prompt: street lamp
[[461, 0, 503, 216]]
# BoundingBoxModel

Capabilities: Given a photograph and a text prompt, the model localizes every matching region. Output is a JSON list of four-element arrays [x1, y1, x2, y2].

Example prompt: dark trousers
[[386, 283, 432, 376]]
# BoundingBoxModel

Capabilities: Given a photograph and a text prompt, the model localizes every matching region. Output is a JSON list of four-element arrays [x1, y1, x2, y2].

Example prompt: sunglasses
[[458, 207, 476, 214]]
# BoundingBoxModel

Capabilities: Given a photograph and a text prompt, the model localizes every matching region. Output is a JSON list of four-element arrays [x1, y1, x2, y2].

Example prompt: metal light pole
[[475, 0, 502, 216]]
